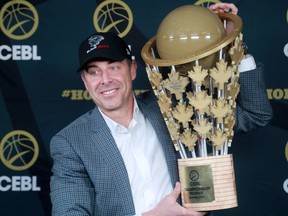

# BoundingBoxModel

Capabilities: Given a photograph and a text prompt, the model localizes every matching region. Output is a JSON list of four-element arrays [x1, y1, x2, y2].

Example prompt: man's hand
[[209, 3, 238, 14], [209, 3, 238, 35], [143, 182, 207, 216]]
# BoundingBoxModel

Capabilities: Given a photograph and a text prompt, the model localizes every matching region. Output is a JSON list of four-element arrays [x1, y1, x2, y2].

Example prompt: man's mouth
[[102, 89, 117, 95]]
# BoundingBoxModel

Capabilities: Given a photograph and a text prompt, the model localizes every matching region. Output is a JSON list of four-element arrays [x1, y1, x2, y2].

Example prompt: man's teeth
[[103, 89, 116, 95]]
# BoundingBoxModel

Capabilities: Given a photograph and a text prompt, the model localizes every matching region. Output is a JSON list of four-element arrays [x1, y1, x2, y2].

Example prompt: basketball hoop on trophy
[[141, 5, 245, 211]]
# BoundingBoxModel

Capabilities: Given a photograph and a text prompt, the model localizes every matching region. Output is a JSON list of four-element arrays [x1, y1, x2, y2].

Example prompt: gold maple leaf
[[210, 99, 230, 123], [166, 118, 180, 141], [158, 92, 172, 118], [188, 65, 208, 86], [148, 68, 163, 91], [209, 128, 227, 151], [229, 34, 244, 66], [188, 91, 212, 115], [224, 115, 236, 132], [224, 114, 235, 144], [180, 129, 198, 151], [172, 102, 193, 128], [163, 70, 189, 100], [192, 119, 212, 139], [226, 76, 240, 101], [209, 59, 233, 90]]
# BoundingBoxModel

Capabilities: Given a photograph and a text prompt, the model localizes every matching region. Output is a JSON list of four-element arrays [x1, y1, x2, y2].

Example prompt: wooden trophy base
[[178, 154, 238, 211]]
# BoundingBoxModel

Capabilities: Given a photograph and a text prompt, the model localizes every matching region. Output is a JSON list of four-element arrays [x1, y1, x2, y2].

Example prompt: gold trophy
[[141, 5, 244, 211]]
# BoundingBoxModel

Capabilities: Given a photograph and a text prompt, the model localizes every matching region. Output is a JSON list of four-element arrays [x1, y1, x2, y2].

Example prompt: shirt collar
[[98, 95, 140, 134]]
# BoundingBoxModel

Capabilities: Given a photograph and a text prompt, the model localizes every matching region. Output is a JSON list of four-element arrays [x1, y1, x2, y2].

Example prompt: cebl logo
[[0, 45, 41, 60], [0, 1, 41, 61], [0, 130, 40, 192], [284, 142, 288, 193]]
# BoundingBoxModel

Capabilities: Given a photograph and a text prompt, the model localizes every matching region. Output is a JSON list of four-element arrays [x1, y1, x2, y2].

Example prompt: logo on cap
[[87, 35, 104, 54]]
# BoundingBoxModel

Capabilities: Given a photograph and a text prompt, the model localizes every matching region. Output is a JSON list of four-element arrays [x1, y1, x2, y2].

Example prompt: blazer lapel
[[88, 108, 135, 214]]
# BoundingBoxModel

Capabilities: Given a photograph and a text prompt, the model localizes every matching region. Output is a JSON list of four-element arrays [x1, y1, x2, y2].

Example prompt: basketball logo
[[284, 44, 288, 57], [189, 170, 200, 181], [0, 0, 39, 40], [194, 0, 221, 7], [93, 0, 133, 38], [0, 130, 39, 171], [285, 141, 288, 162]]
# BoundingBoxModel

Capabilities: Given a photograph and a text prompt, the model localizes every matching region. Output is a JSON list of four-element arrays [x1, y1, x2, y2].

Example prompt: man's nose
[[101, 71, 112, 84]]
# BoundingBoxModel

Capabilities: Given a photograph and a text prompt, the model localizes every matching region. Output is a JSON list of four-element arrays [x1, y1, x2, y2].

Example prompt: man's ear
[[81, 73, 88, 89], [130, 61, 137, 81]]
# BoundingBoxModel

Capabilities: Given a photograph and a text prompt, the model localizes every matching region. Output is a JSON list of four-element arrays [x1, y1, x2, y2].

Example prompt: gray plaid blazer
[[50, 63, 272, 216]]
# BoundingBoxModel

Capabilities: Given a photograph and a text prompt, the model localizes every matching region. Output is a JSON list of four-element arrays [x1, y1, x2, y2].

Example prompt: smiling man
[[50, 31, 209, 216], [49, 3, 273, 213]]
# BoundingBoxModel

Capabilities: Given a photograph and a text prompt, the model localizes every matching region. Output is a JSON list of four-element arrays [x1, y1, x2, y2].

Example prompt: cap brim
[[77, 54, 126, 72]]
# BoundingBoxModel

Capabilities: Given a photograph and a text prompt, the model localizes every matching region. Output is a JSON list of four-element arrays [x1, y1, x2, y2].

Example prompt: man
[[50, 4, 272, 216]]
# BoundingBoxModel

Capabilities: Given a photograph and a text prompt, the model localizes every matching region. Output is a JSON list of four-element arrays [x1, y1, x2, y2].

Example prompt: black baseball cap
[[77, 32, 132, 72]]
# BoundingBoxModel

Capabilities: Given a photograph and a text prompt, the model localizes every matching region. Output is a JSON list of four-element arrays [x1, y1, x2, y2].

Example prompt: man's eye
[[109, 65, 121, 71], [110, 66, 117, 71], [87, 70, 99, 75]]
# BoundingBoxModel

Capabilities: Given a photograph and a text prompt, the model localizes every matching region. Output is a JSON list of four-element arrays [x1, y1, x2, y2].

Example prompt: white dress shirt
[[99, 99, 173, 215], [238, 54, 256, 72]]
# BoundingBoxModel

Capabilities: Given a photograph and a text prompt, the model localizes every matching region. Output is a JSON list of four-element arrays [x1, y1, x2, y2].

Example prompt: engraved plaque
[[181, 165, 215, 203]]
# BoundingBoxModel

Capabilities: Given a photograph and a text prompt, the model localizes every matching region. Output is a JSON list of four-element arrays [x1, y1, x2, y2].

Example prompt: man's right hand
[[143, 182, 207, 216]]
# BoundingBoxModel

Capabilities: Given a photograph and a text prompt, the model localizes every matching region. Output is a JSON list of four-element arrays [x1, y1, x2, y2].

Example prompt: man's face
[[81, 59, 137, 115]]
